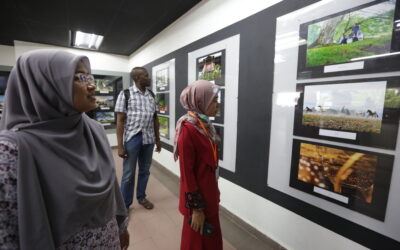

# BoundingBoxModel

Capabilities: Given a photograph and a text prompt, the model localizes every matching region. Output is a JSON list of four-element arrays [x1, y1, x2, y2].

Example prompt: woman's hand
[[119, 229, 130, 250], [191, 209, 205, 234]]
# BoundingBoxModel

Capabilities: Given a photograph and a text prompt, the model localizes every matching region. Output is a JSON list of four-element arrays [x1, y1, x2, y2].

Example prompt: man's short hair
[[130, 67, 147, 79]]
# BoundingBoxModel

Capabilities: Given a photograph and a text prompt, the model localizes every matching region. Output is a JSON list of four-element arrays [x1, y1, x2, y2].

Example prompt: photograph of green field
[[302, 81, 386, 133], [158, 116, 169, 138], [298, 142, 377, 203], [306, 0, 395, 67]]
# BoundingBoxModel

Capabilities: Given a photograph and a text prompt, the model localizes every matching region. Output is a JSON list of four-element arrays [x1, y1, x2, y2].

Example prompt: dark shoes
[[138, 198, 154, 210]]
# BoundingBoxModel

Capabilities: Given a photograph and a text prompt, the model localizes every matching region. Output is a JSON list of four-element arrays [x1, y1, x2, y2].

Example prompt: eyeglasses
[[74, 73, 95, 85]]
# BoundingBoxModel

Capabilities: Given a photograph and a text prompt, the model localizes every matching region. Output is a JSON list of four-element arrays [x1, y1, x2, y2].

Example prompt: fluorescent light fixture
[[351, 51, 400, 61], [73, 31, 104, 50]]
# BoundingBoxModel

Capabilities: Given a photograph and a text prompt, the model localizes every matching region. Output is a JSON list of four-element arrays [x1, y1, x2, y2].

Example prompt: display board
[[152, 59, 176, 144], [188, 34, 240, 172], [86, 74, 123, 129], [269, 0, 400, 244], [142, 0, 400, 247]]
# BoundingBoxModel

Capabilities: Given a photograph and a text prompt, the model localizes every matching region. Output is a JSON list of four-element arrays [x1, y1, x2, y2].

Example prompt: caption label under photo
[[319, 129, 357, 140], [324, 61, 364, 73], [313, 186, 349, 204]]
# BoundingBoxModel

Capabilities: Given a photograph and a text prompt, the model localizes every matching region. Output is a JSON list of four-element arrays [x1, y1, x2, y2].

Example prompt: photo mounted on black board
[[294, 78, 400, 149], [297, 0, 400, 79], [156, 68, 169, 91], [290, 139, 393, 221], [196, 50, 226, 86], [158, 116, 170, 139], [96, 96, 114, 110], [156, 93, 169, 115]]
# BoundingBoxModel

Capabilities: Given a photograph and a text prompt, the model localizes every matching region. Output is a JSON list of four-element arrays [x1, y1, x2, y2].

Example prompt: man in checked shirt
[[115, 67, 162, 210]]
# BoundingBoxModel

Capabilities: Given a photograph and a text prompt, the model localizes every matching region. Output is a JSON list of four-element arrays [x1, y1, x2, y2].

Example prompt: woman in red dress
[[173, 80, 222, 250]]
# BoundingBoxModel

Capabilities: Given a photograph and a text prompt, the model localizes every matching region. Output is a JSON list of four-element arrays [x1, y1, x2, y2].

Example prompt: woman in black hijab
[[0, 50, 129, 249]]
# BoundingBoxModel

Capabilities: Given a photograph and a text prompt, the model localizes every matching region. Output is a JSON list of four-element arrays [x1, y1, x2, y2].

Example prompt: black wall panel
[[140, 0, 400, 249]]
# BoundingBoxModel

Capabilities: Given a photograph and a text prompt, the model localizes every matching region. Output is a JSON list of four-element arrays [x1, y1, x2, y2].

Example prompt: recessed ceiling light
[[73, 31, 104, 50]]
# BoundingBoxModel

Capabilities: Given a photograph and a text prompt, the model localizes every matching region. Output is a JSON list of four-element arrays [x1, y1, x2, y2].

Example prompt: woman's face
[[72, 61, 97, 112], [204, 95, 219, 117]]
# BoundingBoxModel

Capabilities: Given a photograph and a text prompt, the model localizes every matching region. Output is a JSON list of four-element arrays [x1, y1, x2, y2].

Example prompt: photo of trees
[[156, 68, 169, 91], [95, 79, 114, 92], [298, 142, 377, 203], [306, 0, 396, 67], [156, 93, 168, 114], [385, 87, 400, 108], [158, 116, 169, 138], [302, 81, 386, 133]]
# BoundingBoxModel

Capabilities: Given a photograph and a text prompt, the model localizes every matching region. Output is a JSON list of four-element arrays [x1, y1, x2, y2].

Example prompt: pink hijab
[[173, 80, 220, 161]]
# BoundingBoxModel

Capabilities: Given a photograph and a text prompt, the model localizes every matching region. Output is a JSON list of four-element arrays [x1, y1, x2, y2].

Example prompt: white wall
[[128, 0, 283, 67], [130, 1, 368, 250], [0, 45, 16, 66], [14, 41, 129, 72]]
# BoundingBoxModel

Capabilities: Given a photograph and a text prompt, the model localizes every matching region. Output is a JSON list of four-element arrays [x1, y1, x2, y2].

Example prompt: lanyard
[[188, 112, 218, 165]]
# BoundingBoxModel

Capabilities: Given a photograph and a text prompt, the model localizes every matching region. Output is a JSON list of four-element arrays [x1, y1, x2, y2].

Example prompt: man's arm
[[154, 112, 161, 152], [116, 112, 128, 158]]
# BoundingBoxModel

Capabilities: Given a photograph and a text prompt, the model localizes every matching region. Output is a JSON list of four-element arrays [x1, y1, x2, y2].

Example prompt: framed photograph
[[294, 78, 400, 149], [94, 76, 115, 94], [156, 93, 169, 115], [95, 112, 115, 126], [96, 96, 114, 110], [196, 50, 225, 86], [210, 89, 225, 124], [290, 139, 394, 221], [214, 125, 224, 161], [158, 116, 170, 139], [156, 68, 169, 91], [297, 0, 400, 79]]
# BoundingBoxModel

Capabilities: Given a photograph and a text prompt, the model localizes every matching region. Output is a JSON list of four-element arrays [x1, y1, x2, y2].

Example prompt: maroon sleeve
[[178, 124, 206, 210]]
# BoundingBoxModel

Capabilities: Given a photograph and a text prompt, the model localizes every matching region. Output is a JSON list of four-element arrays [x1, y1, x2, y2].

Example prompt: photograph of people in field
[[306, 0, 396, 67], [156, 68, 169, 91], [298, 142, 377, 203], [302, 81, 386, 133]]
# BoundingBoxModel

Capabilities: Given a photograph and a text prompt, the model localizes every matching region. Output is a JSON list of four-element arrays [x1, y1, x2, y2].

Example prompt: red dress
[[177, 122, 222, 250]]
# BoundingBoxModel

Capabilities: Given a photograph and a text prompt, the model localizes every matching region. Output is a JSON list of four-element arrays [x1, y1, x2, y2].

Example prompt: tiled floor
[[112, 149, 282, 250]]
